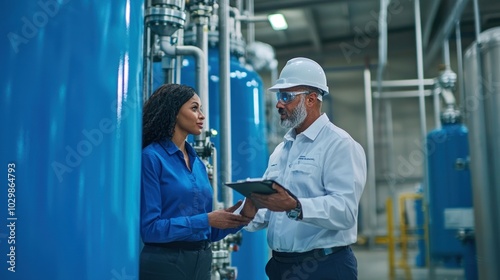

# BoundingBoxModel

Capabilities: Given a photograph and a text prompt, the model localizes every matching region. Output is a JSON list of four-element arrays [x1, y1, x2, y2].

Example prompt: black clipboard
[[225, 179, 278, 198]]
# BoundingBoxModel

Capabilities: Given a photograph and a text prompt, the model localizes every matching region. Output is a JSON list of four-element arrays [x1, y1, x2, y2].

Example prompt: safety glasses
[[275, 91, 310, 104]]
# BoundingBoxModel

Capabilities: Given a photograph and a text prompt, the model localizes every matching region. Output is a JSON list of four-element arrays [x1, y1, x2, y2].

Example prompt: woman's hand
[[208, 200, 252, 229], [240, 198, 258, 219]]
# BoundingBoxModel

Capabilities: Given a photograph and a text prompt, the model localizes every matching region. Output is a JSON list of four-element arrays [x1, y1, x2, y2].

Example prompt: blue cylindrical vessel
[[0, 1, 143, 279], [181, 47, 269, 280], [426, 121, 474, 267]]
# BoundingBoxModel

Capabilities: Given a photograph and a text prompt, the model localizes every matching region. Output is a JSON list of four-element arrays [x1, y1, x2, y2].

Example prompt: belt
[[145, 240, 211, 251], [272, 246, 349, 263]]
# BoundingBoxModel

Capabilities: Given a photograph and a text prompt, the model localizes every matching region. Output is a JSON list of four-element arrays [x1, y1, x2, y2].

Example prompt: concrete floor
[[355, 246, 466, 280]]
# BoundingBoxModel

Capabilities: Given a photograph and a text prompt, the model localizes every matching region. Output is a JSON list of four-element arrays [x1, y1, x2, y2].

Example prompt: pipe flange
[[145, 7, 186, 36]]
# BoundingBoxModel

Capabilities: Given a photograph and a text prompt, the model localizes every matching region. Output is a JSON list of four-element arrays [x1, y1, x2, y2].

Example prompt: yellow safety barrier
[[382, 194, 427, 280]]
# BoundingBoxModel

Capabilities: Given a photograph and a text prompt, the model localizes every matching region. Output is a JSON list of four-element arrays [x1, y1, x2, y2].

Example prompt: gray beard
[[280, 96, 307, 129]]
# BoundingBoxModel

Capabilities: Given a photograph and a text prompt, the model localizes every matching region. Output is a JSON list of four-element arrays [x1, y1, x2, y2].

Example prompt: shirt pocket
[[288, 162, 323, 196]]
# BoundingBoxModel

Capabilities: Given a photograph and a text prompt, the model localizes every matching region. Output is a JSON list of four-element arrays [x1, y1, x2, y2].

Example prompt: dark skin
[[241, 86, 323, 218], [208, 200, 252, 228], [171, 95, 251, 229]]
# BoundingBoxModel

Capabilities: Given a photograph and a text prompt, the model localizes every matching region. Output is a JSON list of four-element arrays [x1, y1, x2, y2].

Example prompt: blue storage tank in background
[[180, 46, 269, 280], [426, 110, 475, 269], [0, 1, 143, 279]]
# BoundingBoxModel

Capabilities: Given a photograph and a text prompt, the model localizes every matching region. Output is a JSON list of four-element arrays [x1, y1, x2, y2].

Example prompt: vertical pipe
[[363, 67, 377, 244], [377, 0, 389, 100], [212, 146, 220, 209], [143, 0, 151, 101], [385, 100, 395, 194], [195, 18, 210, 141], [433, 82, 442, 130], [219, 0, 232, 208], [472, 0, 481, 38], [443, 39, 451, 67], [414, 0, 431, 278], [236, 0, 243, 12], [455, 23, 465, 112], [175, 28, 185, 84], [246, 0, 255, 44]]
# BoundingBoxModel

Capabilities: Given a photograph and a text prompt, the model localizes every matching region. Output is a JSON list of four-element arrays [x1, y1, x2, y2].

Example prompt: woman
[[140, 84, 251, 280]]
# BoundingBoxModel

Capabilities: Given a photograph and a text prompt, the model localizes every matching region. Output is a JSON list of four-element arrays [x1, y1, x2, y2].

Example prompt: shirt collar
[[160, 138, 196, 156], [284, 113, 329, 142]]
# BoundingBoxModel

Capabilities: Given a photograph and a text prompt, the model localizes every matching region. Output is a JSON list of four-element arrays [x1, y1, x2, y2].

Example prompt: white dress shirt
[[244, 113, 367, 253]]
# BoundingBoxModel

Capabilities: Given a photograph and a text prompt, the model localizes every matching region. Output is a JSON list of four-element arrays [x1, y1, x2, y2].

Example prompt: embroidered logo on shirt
[[298, 155, 315, 161]]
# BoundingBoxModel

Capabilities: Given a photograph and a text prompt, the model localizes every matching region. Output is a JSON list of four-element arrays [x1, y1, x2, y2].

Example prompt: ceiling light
[[268, 13, 288, 30]]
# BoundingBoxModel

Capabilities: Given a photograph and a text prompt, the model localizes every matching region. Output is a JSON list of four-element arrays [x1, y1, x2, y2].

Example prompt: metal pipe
[[455, 22, 465, 114], [219, 0, 232, 208], [143, 24, 152, 101], [159, 36, 208, 120], [414, 1, 432, 278], [236, 0, 243, 12], [373, 89, 433, 99], [473, 0, 481, 38], [195, 20, 210, 142], [424, 0, 469, 68], [161, 56, 175, 84], [363, 67, 377, 245], [385, 100, 395, 193], [212, 145, 221, 209], [174, 28, 184, 84], [433, 82, 441, 130], [230, 7, 242, 39], [246, 0, 255, 44], [422, 0, 442, 48], [377, 0, 389, 114], [443, 39, 451, 67], [370, 79, 434, 87]]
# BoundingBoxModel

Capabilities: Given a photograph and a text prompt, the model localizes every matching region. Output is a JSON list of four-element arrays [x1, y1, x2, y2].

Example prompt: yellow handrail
[[385, 193, 426, 280]]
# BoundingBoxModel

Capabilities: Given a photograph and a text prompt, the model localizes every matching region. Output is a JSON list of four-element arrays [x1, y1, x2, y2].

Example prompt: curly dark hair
[[142, 84, 196, 148]]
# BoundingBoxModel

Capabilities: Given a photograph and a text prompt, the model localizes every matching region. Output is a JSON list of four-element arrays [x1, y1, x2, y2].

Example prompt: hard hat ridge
[[268, 57, 329, 97]]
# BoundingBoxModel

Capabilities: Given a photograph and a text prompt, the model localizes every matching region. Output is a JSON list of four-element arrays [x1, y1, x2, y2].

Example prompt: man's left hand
[[250, 183, 297, 212]]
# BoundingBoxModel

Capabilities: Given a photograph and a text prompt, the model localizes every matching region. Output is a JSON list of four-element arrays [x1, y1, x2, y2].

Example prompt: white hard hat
[[269, 57, 329, 97]]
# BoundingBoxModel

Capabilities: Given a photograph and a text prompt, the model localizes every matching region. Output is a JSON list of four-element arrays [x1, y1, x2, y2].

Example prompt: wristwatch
[[286, 199, 302, 220]]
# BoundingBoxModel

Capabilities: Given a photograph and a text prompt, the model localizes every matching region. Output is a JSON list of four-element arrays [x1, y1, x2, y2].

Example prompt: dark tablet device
[[225, 179, 278, 198]]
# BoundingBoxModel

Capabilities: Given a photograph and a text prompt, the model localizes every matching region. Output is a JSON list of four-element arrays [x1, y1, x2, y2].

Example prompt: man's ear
[[306, 92, 319, 105]]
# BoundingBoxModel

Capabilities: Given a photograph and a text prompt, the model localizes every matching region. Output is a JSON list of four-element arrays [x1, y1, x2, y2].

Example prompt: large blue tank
[[426, 116, 474, 266], [181, 47, 269, 280], [0, 1, 143, 279]]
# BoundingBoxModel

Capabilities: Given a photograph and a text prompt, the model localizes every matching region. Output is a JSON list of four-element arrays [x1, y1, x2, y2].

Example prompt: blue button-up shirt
[[141, 139, 238, 243]]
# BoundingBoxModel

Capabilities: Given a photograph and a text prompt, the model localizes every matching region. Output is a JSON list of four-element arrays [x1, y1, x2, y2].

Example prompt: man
[[240, 57, 367, 280]]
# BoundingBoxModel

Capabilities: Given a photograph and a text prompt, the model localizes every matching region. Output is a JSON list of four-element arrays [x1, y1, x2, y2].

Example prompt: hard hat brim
[[268, 83, 303, 92], [268, 83, 329, 96]]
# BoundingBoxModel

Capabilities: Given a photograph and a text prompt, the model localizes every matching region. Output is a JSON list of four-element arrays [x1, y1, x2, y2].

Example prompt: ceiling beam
[[422, 0, 442, 48], [423, 0, 469, 68], [303, 8, 322, 53], [254, 0, 366, 13]]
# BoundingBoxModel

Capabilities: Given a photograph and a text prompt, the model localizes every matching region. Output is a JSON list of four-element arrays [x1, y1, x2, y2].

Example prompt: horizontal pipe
[[371, 79, 434, 87], [373, 90, 432, 98]]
